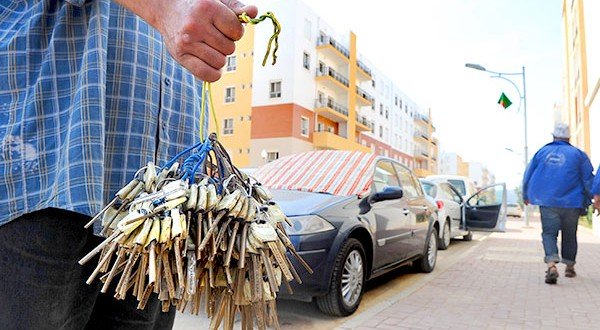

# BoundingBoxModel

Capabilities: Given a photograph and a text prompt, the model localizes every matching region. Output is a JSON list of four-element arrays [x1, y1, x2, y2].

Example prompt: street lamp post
[[466, 63, 530, 227]]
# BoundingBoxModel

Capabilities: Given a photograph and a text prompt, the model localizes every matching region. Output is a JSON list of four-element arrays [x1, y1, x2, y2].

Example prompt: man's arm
[[593, 164, 600, 215], [521, 154, 538, 205], [114, 0, 257, 82]]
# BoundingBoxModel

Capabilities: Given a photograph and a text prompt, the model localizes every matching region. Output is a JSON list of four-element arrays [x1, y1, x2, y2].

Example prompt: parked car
[[253, 150, 507, 317], [507, 203, 523, 217], [425, 175, 477, 201], [419, 179, 508, 249], [419, 179, 473, 248]]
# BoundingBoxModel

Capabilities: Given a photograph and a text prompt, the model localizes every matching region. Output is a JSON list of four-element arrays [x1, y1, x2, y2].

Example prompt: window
[[224, 87, 235, 103], [393, 164, 419, 197], [379, 104, 383, 115], [317, 122, 324, 132], [226, 55, 237, 72], [267, 151, 279, 162], [300, 117, 309, 137], [303, 52, 310, 70], [223, 118, 233, 135], [373, 161, 400, 193], [379, 125, 383, 138], [371, 79, 376, 88], [270, 81, 281, 98], [304, 19, 312, 40]]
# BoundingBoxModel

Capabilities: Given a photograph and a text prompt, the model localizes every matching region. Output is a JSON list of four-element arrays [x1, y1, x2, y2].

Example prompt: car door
[[394, 163, 429, 258], [370, 160, 412, 268], [438, 183, 463, 234], [463, 183, 508, 232]]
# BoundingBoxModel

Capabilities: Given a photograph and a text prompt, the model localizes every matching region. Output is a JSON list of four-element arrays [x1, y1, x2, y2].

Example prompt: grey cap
[[552, 123, 571, 139]]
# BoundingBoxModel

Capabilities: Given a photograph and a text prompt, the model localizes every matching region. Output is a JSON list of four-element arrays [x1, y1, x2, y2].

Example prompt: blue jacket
[[593, 164, 600, 195], [522, 141, 594, 208]]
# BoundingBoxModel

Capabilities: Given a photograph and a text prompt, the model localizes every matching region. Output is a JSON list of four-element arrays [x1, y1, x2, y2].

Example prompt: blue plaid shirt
[[0, 0, 204, 228]]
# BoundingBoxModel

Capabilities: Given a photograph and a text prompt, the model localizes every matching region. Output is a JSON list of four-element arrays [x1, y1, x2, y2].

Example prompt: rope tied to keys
[[79, 12, 311, 330]]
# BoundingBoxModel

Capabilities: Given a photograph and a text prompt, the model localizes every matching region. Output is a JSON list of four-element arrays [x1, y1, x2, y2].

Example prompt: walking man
[[522, 123, 594, 284]]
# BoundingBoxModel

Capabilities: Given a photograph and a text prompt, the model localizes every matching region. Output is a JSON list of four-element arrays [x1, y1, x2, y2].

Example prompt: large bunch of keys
[[79, 134, 312, 330]]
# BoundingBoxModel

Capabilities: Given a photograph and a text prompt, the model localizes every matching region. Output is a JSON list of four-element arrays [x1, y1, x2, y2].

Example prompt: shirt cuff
[[66, 0, 87, 7]]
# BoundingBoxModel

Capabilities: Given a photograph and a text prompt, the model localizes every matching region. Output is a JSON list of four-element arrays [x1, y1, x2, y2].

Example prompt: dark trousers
[[539, 206, 580, 266], [0, 208, 175, 330]]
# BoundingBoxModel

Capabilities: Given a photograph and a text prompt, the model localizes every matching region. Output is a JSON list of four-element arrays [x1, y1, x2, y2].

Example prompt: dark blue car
[[253, 150, 443, 316]]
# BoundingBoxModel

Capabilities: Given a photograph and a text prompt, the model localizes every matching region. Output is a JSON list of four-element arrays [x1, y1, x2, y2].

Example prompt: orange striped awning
[[253, 150, 377, 196]]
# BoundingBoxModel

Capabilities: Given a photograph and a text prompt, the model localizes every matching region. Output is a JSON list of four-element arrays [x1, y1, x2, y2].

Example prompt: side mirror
[[370, 186, 403, 203]]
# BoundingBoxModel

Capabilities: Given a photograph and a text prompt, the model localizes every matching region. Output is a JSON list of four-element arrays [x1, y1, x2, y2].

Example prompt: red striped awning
[[253, 150, 377, 196]]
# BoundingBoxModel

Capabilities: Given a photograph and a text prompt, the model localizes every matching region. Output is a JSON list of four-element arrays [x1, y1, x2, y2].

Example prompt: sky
[[256, 0, 564, 188]]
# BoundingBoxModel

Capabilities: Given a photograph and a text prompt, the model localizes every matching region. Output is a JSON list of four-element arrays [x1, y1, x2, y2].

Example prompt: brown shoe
[[545, 266, 559, 284], [565, 266, 576, 278]]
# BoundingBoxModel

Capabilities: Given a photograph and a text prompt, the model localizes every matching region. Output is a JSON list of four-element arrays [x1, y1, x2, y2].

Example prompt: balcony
[[317, 35, 350, 62], [313, 131, 370, 153], [355, 86, 374, 106], [413, 131, 430, 141], [357, 60, 372, 81], [314, 98, 348, 123], [414, 148, 430, 159], [355, 114, 372, 132], [417, 113, 430, 124], [316, 66, 349, 94]]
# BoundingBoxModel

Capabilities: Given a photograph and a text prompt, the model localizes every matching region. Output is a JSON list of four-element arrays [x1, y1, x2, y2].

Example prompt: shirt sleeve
[[580, 153, 594, 200], [522, 154, 538, 201], [593, 164, 600, 196]]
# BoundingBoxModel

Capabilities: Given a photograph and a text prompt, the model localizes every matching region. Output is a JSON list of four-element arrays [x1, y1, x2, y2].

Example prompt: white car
[[506, 203, 523, 217], [420, 179, 508, 250]]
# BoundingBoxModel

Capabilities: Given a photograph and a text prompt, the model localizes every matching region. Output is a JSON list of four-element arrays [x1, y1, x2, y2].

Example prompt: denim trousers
[[539, 206, 580, 266], [0, 208, 175, 330]]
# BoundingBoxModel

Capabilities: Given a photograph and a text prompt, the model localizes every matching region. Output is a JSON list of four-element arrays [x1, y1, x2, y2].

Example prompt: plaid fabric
[[0, 0, 204, 228], [253, 150, 378, 196]]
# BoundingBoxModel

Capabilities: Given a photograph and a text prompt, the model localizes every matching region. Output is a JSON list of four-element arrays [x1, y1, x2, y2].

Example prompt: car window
[[421, 182, 436, 198], [468, 185, 502, 206], [393, 164, 419, 198], [447, 179, 466, 196], [440, 183, 462, 203], [373, 161, 400, 193]]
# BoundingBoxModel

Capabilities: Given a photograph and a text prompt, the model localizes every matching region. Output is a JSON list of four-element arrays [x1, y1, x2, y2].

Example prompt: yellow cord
[[238, 11, 281, 66], [208, 83, 219, 137], [199, 81, 207, 138]]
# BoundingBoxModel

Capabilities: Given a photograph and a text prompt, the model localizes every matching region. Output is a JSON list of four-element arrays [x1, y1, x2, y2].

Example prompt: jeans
[[0, 208, 175, 330], [539, 206, 580, 266]]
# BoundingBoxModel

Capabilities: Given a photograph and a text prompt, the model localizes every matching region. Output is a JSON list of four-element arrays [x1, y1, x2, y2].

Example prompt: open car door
[[462, 183, 507, 232]]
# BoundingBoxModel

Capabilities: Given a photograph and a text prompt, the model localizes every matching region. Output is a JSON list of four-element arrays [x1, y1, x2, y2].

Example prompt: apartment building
[[561, 0, 600, 164], [439, 152, 469, 177], [412, 109, 439, 177], [211, 0, 431, 168]]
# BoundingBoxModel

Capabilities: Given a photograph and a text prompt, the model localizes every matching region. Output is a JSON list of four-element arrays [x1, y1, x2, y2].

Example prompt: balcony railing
[[315, 99, 348, 117], [355, 114, 373, 130], [317, 66, 349, 87], [413, 131, 430, 140], [317, 35, 350, 59], [418, 113, 430, 124], [357, 60, 372, 77], [355, 86, 374, 103]]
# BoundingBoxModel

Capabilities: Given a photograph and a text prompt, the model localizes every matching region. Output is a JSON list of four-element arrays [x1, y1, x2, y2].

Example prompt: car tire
[[463, 231, 473, 241], [415, 227, 438, 273], [438, 220, 451, 250], [316, 238, 366, 316]]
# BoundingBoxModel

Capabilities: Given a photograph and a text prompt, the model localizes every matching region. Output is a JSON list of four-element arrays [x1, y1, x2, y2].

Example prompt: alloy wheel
[[341, 250, 364, 307], [427, 231, 438, 268], [443, 222, 451, 247]]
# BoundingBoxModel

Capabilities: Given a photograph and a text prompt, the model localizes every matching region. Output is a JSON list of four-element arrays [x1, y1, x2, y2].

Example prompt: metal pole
[[522, 66, 530, 227]]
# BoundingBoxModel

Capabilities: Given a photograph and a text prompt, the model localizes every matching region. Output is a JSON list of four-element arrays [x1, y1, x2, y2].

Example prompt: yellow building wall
[[209, 26, 255, 168]]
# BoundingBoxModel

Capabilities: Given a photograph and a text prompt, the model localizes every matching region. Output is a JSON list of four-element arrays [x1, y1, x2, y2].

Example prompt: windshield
[[448, 179, 466, 196]]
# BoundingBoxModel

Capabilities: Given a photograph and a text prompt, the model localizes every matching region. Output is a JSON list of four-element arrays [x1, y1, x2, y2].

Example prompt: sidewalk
[[341, 216, 600, 330]]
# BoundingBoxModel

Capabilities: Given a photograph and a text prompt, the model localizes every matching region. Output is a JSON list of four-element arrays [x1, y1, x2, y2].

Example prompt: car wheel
[[316, 238, 366, 316], [438, 220, 451, 250], [463, 231, 473, 241], [416, 227, 438, 273]]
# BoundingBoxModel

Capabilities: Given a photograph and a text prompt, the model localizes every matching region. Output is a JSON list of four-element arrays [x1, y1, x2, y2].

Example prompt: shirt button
[[164, 78, 171, 86]]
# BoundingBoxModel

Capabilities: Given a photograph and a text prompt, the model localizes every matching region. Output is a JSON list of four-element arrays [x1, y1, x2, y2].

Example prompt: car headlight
[[284, 215, 335, 235]]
